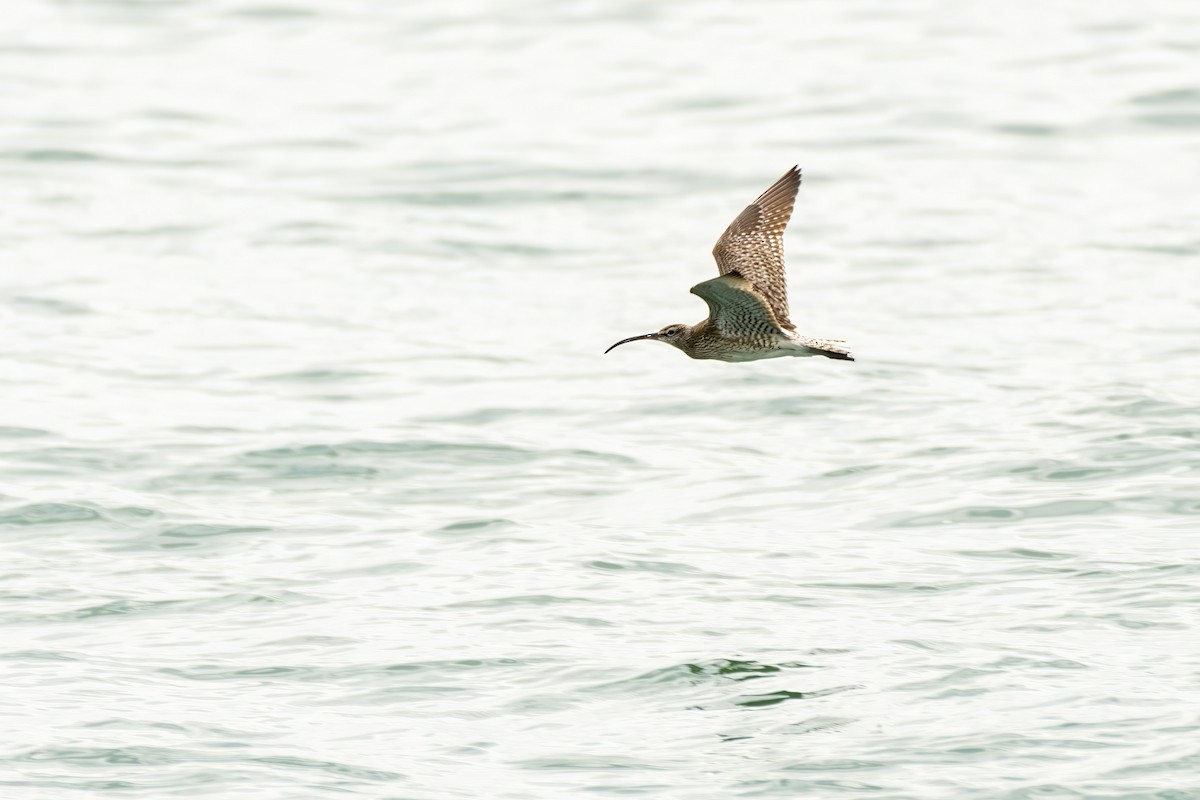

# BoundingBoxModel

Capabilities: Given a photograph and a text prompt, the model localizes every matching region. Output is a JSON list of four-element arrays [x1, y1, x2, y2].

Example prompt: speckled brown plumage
[[604, 166, 854, 364], [711, 165, 800, 331]]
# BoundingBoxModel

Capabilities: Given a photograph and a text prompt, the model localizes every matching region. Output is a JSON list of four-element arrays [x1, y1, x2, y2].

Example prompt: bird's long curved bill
[[604, 333, 660, 354]]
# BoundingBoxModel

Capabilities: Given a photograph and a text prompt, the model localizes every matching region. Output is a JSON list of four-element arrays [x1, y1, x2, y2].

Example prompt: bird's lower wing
[[690, 274, 786, 337]]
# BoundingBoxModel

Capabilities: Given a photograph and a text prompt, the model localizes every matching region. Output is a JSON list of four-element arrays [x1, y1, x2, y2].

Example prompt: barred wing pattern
[[690, 274, 785, 337], [711, 165, 801, 331]]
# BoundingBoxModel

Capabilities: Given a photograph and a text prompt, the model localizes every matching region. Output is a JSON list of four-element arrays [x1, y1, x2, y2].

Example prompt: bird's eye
[[666, 328, 677, 336]]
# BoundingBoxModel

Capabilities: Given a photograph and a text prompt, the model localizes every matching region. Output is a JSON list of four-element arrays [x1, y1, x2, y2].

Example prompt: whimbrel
[[605, 166, 854, 363]]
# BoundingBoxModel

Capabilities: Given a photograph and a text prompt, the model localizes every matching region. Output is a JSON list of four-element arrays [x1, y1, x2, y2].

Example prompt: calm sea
[[3, 1, 1199, 797]]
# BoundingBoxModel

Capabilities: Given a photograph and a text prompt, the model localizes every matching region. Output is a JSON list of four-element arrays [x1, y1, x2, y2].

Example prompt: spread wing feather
[[711, 166, 800, 331], [690, 274, 786, 337]]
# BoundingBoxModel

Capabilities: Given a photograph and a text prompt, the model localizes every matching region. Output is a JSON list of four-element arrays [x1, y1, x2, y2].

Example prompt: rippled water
[[3, 1, 1199, 797]]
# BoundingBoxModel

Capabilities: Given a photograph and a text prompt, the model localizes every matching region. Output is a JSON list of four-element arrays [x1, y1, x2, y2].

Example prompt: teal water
[[3, 1, 1199, 798]]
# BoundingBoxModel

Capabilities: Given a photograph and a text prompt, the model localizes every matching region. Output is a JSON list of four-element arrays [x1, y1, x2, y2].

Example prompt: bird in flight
[[605, 166, 853, 362]]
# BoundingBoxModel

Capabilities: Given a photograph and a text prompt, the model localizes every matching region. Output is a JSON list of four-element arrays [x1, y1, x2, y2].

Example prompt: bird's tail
[[803, 337, 855, 361]]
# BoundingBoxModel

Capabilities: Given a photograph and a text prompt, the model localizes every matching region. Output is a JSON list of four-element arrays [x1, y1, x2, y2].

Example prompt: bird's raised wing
[[690, 274, 786, 337], [711, 166, 800, 331]]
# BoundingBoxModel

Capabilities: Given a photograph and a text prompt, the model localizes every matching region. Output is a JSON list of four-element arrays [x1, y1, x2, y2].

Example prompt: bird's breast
[[686, 331, 795, 362]]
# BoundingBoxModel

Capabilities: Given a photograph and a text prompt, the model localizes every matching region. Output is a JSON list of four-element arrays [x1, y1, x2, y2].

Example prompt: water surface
[[2, 1, 1199, 798]]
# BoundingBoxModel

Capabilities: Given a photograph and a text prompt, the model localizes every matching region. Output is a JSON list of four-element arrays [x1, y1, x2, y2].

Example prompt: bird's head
[[605, 323, 691, 354]]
